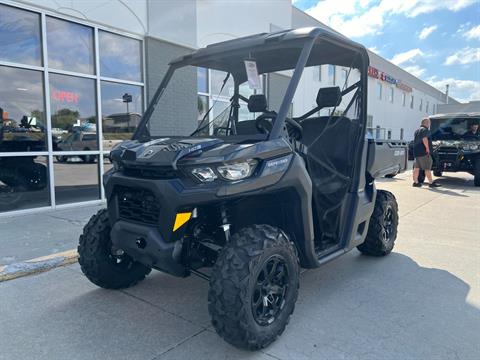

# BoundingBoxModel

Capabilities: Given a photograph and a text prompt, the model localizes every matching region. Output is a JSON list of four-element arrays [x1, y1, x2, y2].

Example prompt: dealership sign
[[368, 66, 413, 92]]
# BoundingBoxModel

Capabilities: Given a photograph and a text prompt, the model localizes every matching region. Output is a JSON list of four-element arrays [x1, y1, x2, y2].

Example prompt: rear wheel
[[357, 190, 398, 256], [433, 169, 443, 177], [208, 224, 299, 350], [78, 209, 151, 289], [474, 157, 480, 187]]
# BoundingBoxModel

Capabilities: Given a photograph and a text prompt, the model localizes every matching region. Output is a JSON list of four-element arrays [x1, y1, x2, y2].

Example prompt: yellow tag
[[173, 212, 192, 231]]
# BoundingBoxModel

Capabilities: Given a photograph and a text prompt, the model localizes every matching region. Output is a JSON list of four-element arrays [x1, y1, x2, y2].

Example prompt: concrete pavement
[[0, 171, 479, 359]]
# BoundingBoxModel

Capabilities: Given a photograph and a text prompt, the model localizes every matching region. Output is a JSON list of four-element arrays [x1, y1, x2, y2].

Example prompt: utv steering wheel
[[255, 112, 303, 141], [255, 112, 276, 134]]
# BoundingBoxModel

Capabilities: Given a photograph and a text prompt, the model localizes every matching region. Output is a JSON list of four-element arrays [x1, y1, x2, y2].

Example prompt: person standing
[[412, 118, 441, 188]]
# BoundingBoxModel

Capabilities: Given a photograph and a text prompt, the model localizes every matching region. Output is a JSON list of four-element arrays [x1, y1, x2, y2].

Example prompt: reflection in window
[[99, 31, 142, 82], [327, 65, 335, 85], [377, 83, 382, 100], [0, 155, 50, 212], [211, 70, 234, 97], [49, 73, 97, 150], [0, 66, 46, 152], [47, 17, 94, 74], [197, 68, 208, 93], [54, 156, 100, 205], [101, 81, 143, 141], [0, 4, 42, 66]]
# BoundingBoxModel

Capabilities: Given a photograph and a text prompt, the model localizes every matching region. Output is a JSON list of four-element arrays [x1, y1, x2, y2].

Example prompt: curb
[[0, 249, 78, 283]]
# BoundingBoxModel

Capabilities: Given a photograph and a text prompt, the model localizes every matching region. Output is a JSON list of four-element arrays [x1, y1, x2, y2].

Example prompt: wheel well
[[227, 189, 306, 254]]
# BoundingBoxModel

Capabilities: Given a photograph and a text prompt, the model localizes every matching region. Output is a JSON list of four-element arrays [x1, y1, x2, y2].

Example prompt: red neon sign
[[52, 90, 79, 104]]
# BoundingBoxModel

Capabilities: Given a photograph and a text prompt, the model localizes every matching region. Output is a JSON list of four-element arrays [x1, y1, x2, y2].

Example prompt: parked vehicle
[[56, 131, 120, 163], [77, 27, 404, 350], [417, 113, 480, 186]]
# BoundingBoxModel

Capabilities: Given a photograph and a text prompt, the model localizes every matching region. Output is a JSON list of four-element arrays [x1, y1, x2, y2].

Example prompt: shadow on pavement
[[53, 251, 479, 359]]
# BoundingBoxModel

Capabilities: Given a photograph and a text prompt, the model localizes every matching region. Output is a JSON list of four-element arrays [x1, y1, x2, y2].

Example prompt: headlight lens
[[463, 144, 480, 151], [191, 167, 217, 182], [217, 159, 258, 181]]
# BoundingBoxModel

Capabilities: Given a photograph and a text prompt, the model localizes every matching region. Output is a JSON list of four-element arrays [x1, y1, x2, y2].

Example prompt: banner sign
[[368, 66, 412, 92]]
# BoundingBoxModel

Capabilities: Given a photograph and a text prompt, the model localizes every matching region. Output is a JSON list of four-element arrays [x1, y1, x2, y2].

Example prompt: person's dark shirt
[[463, 130, 479, 139], [413, 126, 432, 157]]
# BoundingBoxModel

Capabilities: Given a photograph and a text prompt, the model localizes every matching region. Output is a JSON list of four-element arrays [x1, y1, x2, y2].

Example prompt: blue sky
[[293, 0, 480, 103]]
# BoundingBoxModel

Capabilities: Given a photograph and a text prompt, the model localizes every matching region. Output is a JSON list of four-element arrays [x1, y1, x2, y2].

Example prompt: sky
[[293, 0, 480, 103]]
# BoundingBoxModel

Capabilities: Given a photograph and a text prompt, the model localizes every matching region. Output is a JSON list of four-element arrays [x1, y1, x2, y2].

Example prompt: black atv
[[416, 113, 480, 186], [78, 27, 401, 350]]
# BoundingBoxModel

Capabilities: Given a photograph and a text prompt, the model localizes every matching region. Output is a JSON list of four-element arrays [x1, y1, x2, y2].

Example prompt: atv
[[78, 27, 401, 350]]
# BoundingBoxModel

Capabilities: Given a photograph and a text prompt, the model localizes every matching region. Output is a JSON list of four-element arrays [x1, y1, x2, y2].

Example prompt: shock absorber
[[220, 205, 231, 242]]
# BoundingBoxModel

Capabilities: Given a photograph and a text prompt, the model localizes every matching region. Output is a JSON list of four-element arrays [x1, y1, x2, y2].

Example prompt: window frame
[[0, 2, 146, 216]]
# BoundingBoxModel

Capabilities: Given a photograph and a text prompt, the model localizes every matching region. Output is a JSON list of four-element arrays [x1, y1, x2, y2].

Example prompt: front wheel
[[357, 190, 399, 256], [433, 169, 443, 177], [78, 209, 151, 289], [208, 225, 299, 350]]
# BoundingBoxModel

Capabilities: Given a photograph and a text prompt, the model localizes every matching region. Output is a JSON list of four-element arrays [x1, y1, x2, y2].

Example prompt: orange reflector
[[173, 212, 192, 231]]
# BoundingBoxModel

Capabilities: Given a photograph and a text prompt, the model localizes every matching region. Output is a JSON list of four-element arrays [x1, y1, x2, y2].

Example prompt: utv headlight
[[217, 159, 258, 181], [191, 167, 217, 182], [463, 144, 480, 151]]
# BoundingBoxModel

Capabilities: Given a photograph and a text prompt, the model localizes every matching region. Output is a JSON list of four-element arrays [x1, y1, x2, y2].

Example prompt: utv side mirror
[[316, 87, 342, 108]]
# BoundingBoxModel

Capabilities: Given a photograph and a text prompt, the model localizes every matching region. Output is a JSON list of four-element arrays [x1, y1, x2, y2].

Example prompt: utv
[[417, 113, 480, 186], [78, 27, 401, 350]]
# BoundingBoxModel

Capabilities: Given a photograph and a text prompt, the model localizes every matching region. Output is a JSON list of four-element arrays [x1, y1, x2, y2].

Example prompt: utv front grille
[[122, 166, 178, 179], [115, 186, 160, 225]]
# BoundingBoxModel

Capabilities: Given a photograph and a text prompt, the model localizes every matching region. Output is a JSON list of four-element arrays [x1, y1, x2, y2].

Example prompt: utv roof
[[430, 112, 480, 119], [170, 27, 369, 82]]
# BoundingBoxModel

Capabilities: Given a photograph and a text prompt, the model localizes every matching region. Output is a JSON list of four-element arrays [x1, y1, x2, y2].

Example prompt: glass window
[[419, 98, 423, 111], [426, 101, 429, 113], [402, 92, 406, 106], [101, 81, 143, 141], [377, 83, 382, 100], [49, 73, 97, 151], [0, 155, 50, 212], [340, 69, 348, 87], [400, 128, 404, 140], [211, 70, 234, 97], [327, 65, 335, 85], [389, 87, 394, 103], [46, 17, 94, 74], [0, 66, 46, 152], [99, 30, 142, 82], [197, 67, 208, 93], [0, 4, 42, 66], [54, 156, 100, 204], [410, 95, 414, 109], [196, 95, 209, 135]]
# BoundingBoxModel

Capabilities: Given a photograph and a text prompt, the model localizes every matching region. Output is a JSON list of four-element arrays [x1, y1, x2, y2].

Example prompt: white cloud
[[427, 77, 480, 103], [403, 65, 427, 77], [305, 0, 476, 38], [463, 24, 480, 40], [418, 25, 438, 40], [444, 47, 480, 65], [390, 48, 426, 66], [368, 46, 381, 54]]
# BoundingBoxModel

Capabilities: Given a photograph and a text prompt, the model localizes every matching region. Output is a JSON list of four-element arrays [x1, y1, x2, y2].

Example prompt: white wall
[[196, 0, 291, 47], [147, 0, 197, 48]]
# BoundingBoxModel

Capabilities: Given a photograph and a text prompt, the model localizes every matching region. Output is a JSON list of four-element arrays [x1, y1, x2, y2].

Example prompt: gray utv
[[78, 27, 402, 350]]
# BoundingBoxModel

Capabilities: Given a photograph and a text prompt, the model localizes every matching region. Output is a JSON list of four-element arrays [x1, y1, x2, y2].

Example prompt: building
[[0, 0, 457, 215]]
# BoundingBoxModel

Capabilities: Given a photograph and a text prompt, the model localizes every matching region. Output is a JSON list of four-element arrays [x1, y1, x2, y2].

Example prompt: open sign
[[52, 90, 79, 104]]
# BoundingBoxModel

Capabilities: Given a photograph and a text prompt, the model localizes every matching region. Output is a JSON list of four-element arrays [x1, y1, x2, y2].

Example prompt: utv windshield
[[135, 28, 368, 142]]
